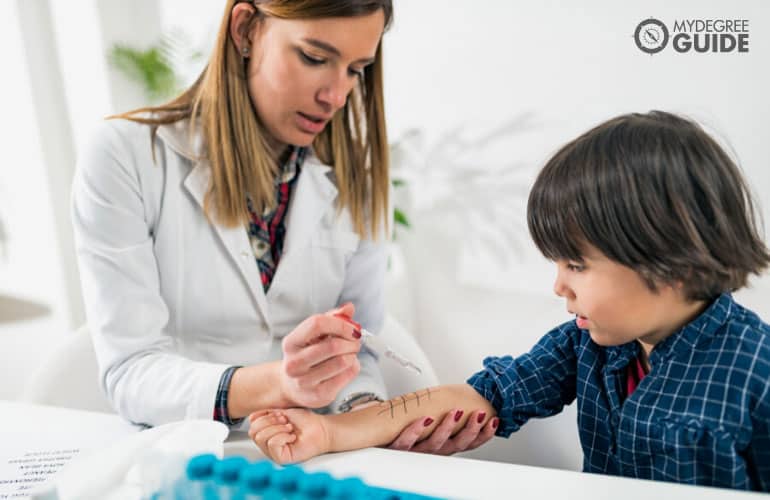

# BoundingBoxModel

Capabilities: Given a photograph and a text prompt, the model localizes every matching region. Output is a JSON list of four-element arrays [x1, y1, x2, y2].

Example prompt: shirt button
[[241, 250, 250, 258]]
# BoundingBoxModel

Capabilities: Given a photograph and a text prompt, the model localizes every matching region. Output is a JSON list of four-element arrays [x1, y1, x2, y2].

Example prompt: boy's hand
[[248, 408, 331, 463], [387, 409, 498, 455]]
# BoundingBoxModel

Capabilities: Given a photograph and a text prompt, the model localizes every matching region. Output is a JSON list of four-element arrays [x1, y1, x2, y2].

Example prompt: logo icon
[[634, 18, 669, 54]]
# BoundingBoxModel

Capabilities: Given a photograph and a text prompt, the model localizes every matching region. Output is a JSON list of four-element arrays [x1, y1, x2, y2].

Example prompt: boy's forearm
[[326, 384, 496, 452]]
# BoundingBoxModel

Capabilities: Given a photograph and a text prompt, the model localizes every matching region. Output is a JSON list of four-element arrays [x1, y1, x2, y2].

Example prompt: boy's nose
[[553, 273, 575, 300]]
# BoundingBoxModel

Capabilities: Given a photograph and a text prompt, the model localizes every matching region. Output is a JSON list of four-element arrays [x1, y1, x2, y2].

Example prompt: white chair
[[21, 315, 438, 414], [21, 325, 114, 413], [377, 315, 439, 396]]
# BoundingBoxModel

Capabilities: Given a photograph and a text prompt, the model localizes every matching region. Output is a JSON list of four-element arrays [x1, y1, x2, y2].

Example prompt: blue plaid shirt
[[468, 293, 770, 491]]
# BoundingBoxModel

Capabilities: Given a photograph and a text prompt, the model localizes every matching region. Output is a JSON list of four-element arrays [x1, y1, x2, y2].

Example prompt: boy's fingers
[[248, 414, 287, 439], [253, 423, 293, 446], [267, 432, 297, 463], [248, 409, 272, 423]]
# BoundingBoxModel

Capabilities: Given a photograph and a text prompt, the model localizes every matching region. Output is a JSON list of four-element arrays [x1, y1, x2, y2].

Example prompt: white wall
[[0, 1, 73, 400]]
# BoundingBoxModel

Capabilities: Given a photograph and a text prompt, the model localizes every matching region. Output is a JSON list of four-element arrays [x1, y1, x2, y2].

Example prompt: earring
[[241, 46, 250, 56]]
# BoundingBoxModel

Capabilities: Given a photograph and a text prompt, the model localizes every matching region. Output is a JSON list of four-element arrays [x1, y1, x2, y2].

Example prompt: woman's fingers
[[313, 358, 361, 395], [294, 353, 360, 389], [278, 306, 366, 408], [387, 416, 434, 450], [284, 337, 360, 376], [282, 313, 360, 355], [412, 409, 461, 454], [465, 417, 499, 451], [445, 410, 487, 451]]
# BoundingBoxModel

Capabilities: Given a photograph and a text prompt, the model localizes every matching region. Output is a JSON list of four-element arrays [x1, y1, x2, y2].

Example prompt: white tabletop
[[1, 401, 763, 500]]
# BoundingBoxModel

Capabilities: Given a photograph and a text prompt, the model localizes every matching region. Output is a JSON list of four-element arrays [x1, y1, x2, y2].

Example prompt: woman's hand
[[279, 303, 363, 409], [248, 408, 330, 464], [387, 408, 498, 455]]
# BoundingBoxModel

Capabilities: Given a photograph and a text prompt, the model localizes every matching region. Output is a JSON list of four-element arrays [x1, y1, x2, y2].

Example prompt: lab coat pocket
[[312, 229, 359, 252], [309, 230, 359, 311]]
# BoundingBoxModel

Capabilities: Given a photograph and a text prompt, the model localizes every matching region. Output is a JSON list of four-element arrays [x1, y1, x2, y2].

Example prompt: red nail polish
[[353, 330, 361, 339], [423, 417, 434, 427], [477, 412, 486, 424], [492, 418, 499, 429], [454, 410, 463, 422]]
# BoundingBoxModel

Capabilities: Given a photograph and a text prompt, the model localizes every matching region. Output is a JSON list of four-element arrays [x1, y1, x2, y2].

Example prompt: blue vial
[[297, 471, 335, 498], [187, 454, 218, 480], [183, 454, 221, 500], [328, 477, 367, 500], [213, 456, 250, 500], [271, 465, 304, 495], [237, 460, 276, 499]]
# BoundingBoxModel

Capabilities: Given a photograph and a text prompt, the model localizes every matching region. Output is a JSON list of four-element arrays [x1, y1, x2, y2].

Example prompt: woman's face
[[238, 8, 385, 152]]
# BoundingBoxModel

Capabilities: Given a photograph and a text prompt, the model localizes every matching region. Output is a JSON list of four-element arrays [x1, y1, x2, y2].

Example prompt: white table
[[0, 401, 763, 500]]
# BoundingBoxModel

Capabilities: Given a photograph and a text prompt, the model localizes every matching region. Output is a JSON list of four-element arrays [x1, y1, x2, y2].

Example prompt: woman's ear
[[229, 2, 258, 56]]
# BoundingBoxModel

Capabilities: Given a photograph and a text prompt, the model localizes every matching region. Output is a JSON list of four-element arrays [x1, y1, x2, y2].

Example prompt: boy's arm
[[248, 384, 495, 463], [327, 384, 496, 452], [467, 323, 580, 437]]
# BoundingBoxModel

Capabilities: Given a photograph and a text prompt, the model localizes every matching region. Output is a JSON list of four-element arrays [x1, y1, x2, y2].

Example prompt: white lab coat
[[71, 118, 388, 426]]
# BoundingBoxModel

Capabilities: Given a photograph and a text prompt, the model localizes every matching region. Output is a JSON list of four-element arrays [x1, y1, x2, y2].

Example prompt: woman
[[72, 0, 494, 453]]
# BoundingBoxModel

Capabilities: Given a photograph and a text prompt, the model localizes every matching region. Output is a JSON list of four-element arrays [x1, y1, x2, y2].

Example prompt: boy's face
[[552, 244, 697, 350]]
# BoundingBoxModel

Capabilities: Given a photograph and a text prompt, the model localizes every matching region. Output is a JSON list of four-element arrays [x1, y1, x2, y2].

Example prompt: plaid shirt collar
[[604, 293, 732, 371]]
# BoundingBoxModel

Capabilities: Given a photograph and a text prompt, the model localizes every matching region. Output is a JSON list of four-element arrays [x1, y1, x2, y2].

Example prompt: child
[[248, 111, 770, 491]]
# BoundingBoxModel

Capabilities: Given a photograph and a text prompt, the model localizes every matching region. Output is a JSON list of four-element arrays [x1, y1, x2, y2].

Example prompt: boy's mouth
[[576, 315, 590, 329]]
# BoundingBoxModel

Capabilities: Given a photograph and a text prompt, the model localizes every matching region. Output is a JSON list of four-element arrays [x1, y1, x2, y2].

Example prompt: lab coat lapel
[[183, 160, 271, 326], [283, 156, 338, 255], [268, 156, 338, 296]]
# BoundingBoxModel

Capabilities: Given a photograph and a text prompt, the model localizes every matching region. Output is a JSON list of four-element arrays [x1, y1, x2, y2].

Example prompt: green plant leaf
[[394, 208, 410, 228], [109, 44, 179, 101]]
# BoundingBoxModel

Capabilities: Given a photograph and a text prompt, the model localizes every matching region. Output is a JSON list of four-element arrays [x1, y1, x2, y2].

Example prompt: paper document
[[0, 442, 80, 498], [0, 402, 138, 499]]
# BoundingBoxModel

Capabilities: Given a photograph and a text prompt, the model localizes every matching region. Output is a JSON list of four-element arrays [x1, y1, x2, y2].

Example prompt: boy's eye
[[567, 263, 585, 272]]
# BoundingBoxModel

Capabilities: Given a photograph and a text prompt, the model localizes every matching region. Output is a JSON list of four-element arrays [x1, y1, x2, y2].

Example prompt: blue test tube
[[328, 476, 367, 500], [271, 464, 304, 496], [213, 456, 251, 500], [236, 460, 275, 499], [181, 453, 220, 500]]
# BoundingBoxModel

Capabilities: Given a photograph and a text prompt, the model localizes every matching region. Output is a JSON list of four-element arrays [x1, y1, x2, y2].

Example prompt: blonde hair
[[111, 0, 392, 238]]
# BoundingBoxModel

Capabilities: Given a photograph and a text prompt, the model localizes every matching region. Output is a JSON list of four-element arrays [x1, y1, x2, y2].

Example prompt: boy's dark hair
[[527, 110, 770, 301]]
